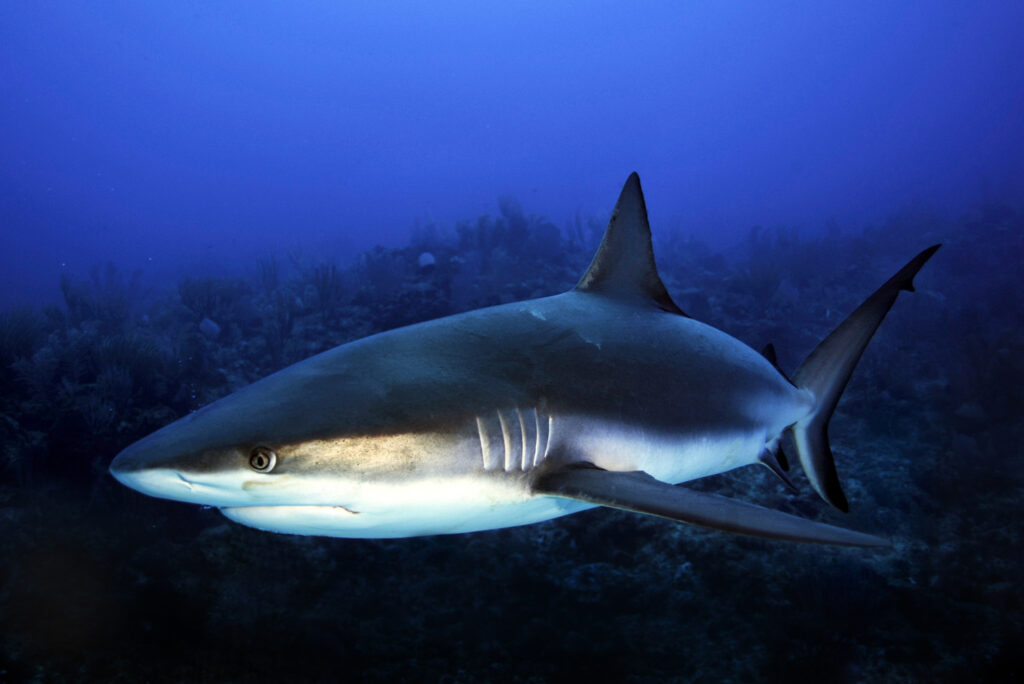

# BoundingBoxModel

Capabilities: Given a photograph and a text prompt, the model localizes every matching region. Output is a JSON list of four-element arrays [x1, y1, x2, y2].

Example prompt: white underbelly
[[220, 475, 593, 538]]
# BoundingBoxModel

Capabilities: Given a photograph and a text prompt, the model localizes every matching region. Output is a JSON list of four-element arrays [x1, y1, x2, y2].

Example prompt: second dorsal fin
[[576, 173, 685, 315]]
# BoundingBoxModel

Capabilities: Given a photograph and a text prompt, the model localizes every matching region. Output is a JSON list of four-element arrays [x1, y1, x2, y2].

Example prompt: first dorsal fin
[[576, 173, 685, 315]]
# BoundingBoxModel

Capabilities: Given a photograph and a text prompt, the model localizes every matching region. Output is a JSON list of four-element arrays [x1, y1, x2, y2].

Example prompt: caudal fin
[[791, 245, 940, 511]]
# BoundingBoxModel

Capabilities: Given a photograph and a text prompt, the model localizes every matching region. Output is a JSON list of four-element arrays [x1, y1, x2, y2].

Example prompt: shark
[[110, 173, 939, 547]]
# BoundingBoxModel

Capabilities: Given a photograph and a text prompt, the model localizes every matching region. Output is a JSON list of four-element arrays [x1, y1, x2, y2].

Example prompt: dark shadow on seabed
[[1, 202, 1022, 682]]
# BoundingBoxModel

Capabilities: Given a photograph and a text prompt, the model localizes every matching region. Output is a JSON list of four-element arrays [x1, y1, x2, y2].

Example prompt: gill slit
[[497, 410, 512, 472], [532, 409, 541, 467], [517, 408, 529, 470], [546, 414, 554, 461], [476, 406, 553, 473], [476, 416, 491, 471]]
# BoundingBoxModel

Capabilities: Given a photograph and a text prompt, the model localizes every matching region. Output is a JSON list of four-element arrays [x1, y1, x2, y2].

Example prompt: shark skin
[[110, 173, 939, 546]]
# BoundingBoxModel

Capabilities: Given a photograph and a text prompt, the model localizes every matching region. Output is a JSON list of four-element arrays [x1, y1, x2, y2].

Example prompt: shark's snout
[[110, 433, 279, 508], [109, 418, 203, 489], [109, 436, 207, 503], [109, 444, 145, 480], [110, 443, 178, 497]]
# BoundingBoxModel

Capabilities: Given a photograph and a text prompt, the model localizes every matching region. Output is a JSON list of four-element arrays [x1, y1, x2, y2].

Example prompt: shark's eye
[[249, 446, 277, 472]]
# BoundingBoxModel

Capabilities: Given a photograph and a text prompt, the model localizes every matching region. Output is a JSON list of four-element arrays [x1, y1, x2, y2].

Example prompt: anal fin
[[532, 464, 888, 547]]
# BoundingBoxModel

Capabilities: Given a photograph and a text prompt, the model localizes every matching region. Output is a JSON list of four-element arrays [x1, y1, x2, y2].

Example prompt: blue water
[[1, 3, 1022, 681]]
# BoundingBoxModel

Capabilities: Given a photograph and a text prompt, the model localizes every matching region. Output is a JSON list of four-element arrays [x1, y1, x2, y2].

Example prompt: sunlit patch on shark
[[110, 173, 940, 547]]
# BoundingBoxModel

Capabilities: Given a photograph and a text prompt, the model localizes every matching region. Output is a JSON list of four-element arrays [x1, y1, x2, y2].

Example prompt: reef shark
[[110, 173, 938, 546]]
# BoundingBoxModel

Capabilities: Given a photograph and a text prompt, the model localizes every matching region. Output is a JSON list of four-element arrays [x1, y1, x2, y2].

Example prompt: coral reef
[[0, 200, 1021, 681]]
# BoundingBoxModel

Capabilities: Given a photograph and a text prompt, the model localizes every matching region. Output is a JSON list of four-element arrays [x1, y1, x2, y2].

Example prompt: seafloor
[[1, 202, 1021, 682]]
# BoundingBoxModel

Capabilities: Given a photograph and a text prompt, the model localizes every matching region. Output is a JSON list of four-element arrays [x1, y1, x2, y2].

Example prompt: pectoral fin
[[532, 464, 889, 547]]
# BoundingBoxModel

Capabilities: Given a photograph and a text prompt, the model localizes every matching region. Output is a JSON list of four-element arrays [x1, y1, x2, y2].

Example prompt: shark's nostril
[[176, 473, 195, 491]]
